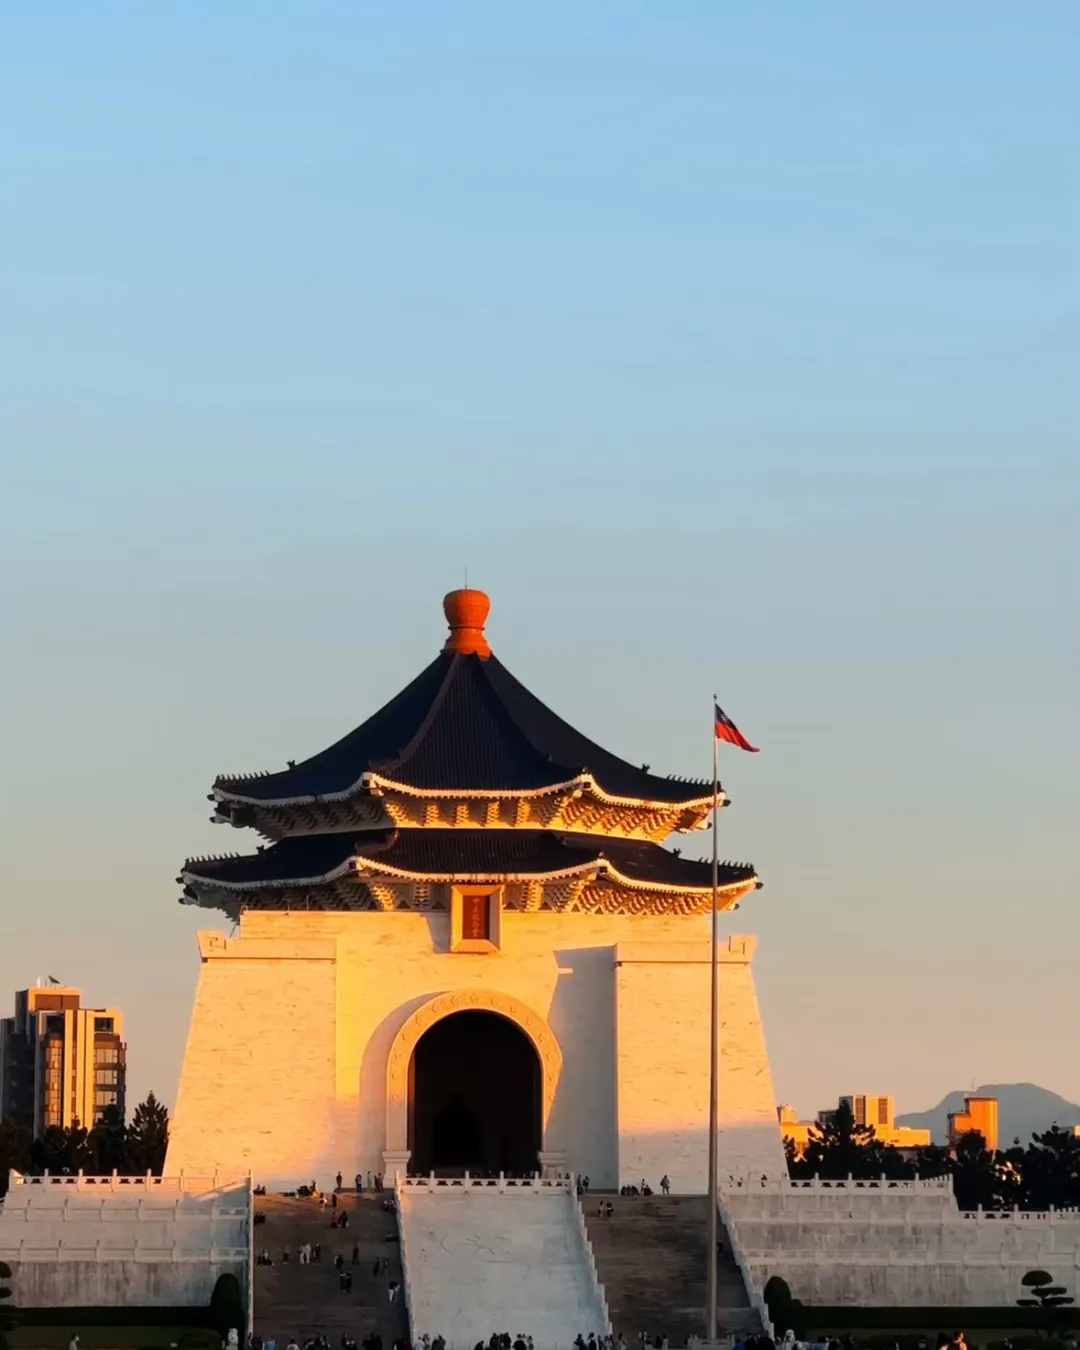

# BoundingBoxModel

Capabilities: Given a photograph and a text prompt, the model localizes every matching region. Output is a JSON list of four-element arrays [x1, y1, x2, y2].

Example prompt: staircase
[[397, 1177, 610, 1350], [582, 1195, 760, 1345], [253, 1193, 409, 1345]]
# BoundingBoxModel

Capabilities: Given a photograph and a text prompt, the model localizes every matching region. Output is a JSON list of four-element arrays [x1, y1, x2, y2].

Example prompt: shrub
[[208, 1274, 245, 1339]]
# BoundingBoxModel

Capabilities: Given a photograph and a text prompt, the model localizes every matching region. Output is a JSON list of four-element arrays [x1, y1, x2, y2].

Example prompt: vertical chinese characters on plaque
[[461, 892, 491, 941]]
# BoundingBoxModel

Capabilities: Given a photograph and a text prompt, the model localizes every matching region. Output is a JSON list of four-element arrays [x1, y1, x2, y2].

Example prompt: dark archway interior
[[409, 1010, 541, 1176]]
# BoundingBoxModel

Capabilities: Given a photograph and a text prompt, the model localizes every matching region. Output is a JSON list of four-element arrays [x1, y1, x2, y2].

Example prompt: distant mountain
[[897, 1083, 1080, 1147]]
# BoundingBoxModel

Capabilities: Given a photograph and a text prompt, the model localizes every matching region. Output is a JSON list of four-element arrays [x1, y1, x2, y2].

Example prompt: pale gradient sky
[[1, 3, 1078, 1122]]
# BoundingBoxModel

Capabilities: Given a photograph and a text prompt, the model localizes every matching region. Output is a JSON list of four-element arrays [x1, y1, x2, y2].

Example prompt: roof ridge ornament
[[442, 588, 492, 657]]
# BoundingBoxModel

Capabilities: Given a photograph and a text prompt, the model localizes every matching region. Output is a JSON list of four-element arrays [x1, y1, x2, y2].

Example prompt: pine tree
[[1022, 1126, 1080, 1211], [1018, 1268, 1075, 1336], [90, 1105, 128, 1174], [126, 1092, 170, 1175], [801, 1099, 884, 1179]]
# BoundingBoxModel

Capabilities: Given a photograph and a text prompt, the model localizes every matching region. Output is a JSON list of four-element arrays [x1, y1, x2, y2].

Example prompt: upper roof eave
[[213, 770, 722, 813]]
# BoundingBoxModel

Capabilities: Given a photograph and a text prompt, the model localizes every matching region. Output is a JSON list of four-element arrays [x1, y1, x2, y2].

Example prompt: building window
[[877, 1098, 890, 1126], [95, 1046, 119, 1064], [94, 1017, 114, 1033], [450, 886, 502, 953]]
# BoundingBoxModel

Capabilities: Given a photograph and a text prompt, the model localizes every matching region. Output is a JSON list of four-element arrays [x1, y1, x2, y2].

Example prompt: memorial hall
[[166, 588, 786, 1191]]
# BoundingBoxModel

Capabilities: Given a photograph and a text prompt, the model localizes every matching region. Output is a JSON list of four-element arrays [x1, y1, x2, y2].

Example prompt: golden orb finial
[[442, 588, 492, 657]]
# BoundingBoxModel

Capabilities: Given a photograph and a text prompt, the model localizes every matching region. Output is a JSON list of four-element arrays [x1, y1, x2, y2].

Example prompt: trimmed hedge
[[800, 1308, 1080, 1331], [15, 1310, 215, 1330]]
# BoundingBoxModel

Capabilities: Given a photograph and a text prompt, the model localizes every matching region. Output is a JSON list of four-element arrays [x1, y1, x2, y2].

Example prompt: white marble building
[[167, 590, 784, 1191]]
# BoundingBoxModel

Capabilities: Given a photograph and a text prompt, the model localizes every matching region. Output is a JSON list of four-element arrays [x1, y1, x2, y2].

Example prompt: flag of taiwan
[[714, 703, 759, 753]]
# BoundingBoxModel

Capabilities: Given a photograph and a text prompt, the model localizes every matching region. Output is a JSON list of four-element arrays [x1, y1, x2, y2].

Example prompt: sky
[[1, 2, 1078, 1122]]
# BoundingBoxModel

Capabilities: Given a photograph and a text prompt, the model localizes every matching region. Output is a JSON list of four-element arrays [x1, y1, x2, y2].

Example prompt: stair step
[[253, 1193, 409, 1344], [582, 1196, 761, 1346]]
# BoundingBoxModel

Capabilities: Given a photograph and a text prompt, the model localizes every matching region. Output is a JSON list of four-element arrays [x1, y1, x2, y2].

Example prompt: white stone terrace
[[0, 1171, 252, 1308]]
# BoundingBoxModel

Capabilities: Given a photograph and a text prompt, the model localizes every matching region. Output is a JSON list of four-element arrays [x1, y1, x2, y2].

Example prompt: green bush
[[15, 1310, 213, 1330], [207, 1275, 244, 1340], [177, 1334, 219, 1350]]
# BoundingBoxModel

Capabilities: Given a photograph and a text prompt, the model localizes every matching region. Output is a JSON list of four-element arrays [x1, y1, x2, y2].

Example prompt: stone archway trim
[[384, 988, 562, 1160]]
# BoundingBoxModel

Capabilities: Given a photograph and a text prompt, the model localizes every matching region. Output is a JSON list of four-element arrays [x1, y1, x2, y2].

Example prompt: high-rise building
[[0, 986, 126, 1134], [779, 1094, 931, 1155], [948, 1095, 999, 1152]]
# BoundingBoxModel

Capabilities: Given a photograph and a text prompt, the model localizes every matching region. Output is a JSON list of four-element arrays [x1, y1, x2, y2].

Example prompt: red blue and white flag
[[714, 702, 759, 753]]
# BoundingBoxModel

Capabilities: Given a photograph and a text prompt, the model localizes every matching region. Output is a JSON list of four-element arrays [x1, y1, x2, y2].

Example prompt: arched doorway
[[408, 1011, 541, 1175]]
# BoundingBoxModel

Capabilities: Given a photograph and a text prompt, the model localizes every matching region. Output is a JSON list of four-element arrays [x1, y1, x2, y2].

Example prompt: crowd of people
[[575, 1176, 671, 1199], [734, 1332, 980, 1350]]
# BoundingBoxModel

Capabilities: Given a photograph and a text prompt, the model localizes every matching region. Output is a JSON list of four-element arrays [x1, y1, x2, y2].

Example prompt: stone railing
[[7, 1169, 251, 1195], [398, 1173, 574, 1194], [722, 1174, 953, 1194], [716, 1195, 772, 1338], [568, 1180, 612, 1337], [959, 1207, 1080, 1222], [393, 1176, 416, 1343]]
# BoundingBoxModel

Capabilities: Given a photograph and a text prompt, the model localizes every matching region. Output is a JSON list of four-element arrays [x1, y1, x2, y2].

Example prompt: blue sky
[[1, 2, 1078, 1120]]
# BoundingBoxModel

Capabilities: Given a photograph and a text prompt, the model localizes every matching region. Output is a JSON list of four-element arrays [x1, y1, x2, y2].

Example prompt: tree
[[800, 1099, 910, 1180], [951, 1130, 1013, 1211], [126, 1092, 169, 1175], [1018, 1268, 1075, 1337], [0, 1258, 17, 1350], [90, 1105, 128, 1174], [0, 1120, 32, 1196], [1022, 1126, 1080, 1212], [30, 1125, 74, 1175], [29, 1121, 95, 1176]]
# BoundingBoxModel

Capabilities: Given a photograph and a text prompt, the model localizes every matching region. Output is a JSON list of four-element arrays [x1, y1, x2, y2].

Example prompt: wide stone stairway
[[582, 1195, 759, 1344], [253, 1193, 409, 1345], [397, 1179, 610, 1350]]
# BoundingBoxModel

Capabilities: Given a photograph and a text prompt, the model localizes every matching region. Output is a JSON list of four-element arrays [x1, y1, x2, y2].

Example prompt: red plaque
[[462, 892, 491, 941]]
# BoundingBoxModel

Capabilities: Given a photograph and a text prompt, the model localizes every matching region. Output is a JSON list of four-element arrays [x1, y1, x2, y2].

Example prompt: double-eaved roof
[[182, 590, 759, 916]]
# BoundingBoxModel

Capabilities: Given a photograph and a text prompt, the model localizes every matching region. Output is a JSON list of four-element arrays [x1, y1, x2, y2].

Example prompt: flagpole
[[707, 700, 719, 1343]]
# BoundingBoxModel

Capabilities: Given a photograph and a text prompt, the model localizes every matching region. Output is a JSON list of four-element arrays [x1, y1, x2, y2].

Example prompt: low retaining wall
[[0, 1171, 252, 1311], [722, 1176, 1080, 1308]]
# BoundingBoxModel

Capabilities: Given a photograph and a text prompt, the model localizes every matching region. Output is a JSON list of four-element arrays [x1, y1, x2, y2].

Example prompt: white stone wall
[[167, 931, 340, 1187], [6, 1256, 245, 1309], [166, 913, 784, 1195], [0, 1173, 250, 1310], [615, 937, 786, 1189], [723, 1181, 1080, 1307]]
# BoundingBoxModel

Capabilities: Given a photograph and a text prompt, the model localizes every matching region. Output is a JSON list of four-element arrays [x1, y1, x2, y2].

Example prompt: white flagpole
[[707, 700, 720, 1343]]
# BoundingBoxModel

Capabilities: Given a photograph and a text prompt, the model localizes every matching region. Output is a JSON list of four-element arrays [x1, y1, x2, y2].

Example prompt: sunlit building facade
[[0, 986, 126, 1134]]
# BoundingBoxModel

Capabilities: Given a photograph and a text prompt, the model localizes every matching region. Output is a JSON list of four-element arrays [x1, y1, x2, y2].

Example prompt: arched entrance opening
[[408, 1010, 541, 1175]]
